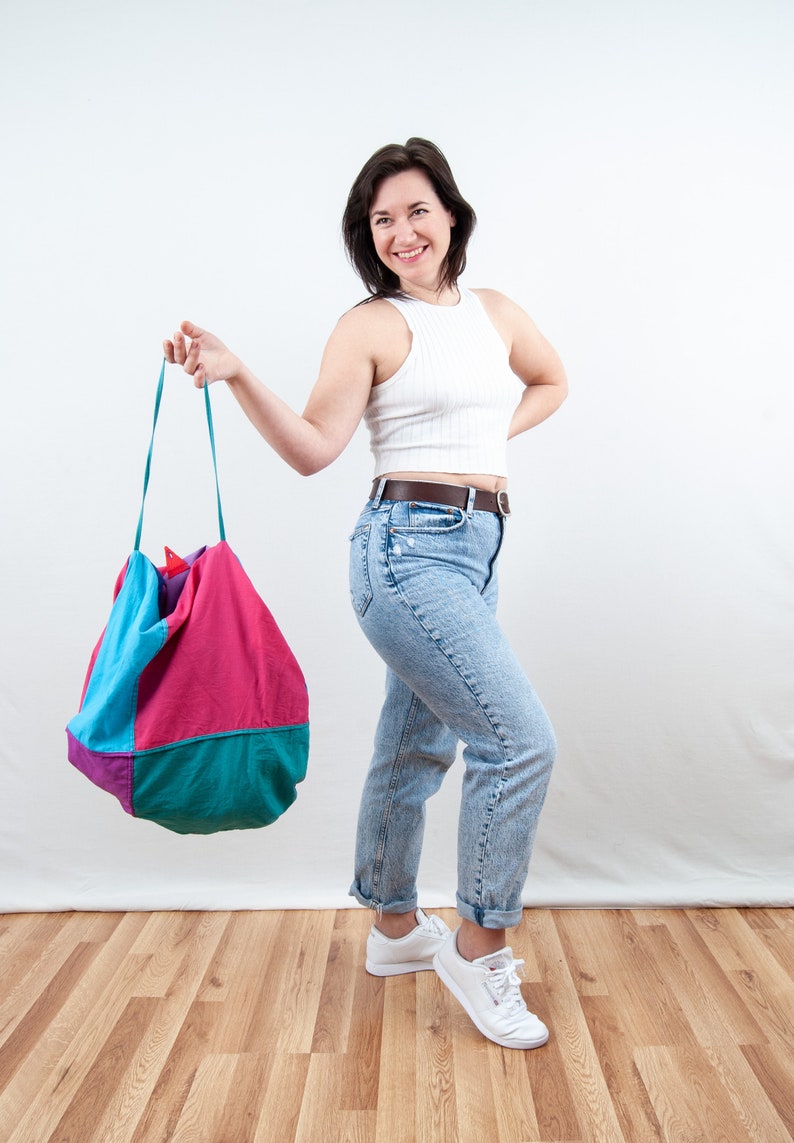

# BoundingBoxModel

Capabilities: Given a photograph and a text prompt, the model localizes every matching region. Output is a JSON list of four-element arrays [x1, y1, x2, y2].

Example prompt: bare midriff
[[380, 471, 507, 493]]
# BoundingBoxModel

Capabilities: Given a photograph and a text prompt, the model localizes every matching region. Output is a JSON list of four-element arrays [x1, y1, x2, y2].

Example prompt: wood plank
[[634, 1044, 766, 1143], [130, 911, 231, 998], [415, 971, 459, 1143], [375, 977, 415, 1143], [311, 909, 364, 1055], [198, 913, 279, 1054], [580, 995, 663, 1142], [751, 928, 794, 977], [253, 1052, 310, 1143], [631, 909, 674, 927], [0, 940, 101, 1091], [195, 911, 269, 1006], [295, 1054, 376, 1143], [218, 1052, 274, 1143], [702, 1041, 794, 1143], [250, 910, 335, 1056], [452, 1029, 499, 1143], [523, 1010, 584, 1143], [0, 915, 94, 1050], [741, 1043, 794, 1137], [637, 913, 767, 1046], [47, 996, 162, 1143], [0, 912, 151, 1140], [738, 907, 782, 931], [0, 914, 71, 996], [564, 910, 697, 1049], [5, 911, 226, 1143], [128, 999, 218, 1143], [337, 959, 383, 1111], [488, 1046, 541, 1143], [689, 909, 794, 1053], [553, 909, 610, 996], [170, 1052, 240, 1141], [526, 910, 626, 1143], [730, 959, 794, 1055]]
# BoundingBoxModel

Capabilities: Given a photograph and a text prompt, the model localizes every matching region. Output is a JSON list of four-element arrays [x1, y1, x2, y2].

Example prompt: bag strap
[[134, 360, 227, 551]]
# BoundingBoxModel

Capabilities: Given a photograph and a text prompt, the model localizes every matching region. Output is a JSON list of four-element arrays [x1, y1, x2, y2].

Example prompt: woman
[[165, 138, 567, 1050]]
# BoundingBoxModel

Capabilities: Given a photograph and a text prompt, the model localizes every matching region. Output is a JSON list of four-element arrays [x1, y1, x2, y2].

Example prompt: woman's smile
[[395, 245, 428, 263], [369, 168, 456, 295]]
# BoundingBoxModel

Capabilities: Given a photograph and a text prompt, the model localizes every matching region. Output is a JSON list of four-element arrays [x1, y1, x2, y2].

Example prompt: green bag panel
[[131, 725, 310, 835]]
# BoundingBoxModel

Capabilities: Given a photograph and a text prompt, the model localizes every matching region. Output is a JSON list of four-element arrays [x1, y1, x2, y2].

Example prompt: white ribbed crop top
[[363, 288, 522, 478]]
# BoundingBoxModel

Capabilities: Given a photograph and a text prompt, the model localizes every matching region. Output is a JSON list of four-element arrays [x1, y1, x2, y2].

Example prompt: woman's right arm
[[164, 311, 378, 476]]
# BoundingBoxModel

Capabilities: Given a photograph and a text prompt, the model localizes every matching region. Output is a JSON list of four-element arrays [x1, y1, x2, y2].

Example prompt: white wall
[[2, 0, 792, 911]]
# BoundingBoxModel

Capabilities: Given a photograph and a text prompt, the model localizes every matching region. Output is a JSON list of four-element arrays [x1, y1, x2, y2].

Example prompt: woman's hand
[[163, 320, 243, 388]]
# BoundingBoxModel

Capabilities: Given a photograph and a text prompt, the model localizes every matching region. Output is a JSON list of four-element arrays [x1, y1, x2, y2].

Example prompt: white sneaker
[[433, 929, 549, 1049], [365, 909, 452, 977]]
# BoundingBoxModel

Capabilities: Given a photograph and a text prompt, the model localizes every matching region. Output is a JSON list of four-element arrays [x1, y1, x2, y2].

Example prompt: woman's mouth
[[395, 246, 427, 263]]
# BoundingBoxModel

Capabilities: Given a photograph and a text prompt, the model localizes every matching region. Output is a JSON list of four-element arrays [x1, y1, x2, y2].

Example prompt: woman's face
[[368, 168, 456, 292]]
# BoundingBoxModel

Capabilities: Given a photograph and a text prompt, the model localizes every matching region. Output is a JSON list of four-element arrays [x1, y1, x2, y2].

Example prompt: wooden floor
[[0, 907, 792, 1142]]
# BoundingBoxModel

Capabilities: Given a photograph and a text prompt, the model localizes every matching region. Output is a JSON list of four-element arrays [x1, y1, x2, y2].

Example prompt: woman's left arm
[[474, 289, 568, 438]]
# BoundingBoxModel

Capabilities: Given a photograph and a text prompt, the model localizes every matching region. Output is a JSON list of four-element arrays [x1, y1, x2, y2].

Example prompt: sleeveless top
[[363, 288, 521, 478]]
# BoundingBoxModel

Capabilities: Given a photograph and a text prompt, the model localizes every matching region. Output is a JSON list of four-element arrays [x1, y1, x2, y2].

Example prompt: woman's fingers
[[162, 321, 218, 388], [184, 337, 203, 376], [169, 328, 194, 366]]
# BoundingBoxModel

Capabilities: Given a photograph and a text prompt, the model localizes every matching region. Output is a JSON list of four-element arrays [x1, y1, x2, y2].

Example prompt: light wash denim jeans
[[348, 487, 556, 929]]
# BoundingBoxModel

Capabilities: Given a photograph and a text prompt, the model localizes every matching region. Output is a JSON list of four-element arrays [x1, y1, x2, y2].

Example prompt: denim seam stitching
[[470, 756, 512, 918], [370, 690, 423, 906]]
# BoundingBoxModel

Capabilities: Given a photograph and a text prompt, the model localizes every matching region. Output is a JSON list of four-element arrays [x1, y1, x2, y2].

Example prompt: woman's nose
[[394, 217, 417, 244]]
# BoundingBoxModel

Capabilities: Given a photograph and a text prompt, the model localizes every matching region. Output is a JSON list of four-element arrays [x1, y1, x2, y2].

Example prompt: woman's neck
[[399, 281, 461, 307]]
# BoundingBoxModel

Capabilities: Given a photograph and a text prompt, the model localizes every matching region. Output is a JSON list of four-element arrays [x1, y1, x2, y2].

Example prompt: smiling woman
[[164, 136, 567, 1051], [368, 171, 457, 300], [342, 137, 476, 299]]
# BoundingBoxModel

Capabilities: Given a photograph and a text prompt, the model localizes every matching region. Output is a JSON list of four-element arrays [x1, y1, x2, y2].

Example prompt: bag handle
[[134, 360, 227, 551]]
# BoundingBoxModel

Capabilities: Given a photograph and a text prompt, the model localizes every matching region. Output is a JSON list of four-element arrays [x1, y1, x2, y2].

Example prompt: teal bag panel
[[130, 725, 310, 835]]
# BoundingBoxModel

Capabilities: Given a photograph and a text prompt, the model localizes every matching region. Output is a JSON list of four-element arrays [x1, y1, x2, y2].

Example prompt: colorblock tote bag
[[66, 362, 309, 834]]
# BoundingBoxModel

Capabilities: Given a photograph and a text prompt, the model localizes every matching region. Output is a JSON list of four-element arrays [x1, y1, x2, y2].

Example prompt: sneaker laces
[[418, 912, 449, 937], [486, 956, 527, 1013]]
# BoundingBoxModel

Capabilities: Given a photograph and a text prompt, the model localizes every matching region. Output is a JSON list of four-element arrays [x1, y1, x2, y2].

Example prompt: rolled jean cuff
[[348, 882, 418, 916], [455, 892, 525, 930]]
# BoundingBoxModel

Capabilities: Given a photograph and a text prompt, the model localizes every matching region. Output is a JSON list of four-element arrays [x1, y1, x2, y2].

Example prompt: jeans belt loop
[[371, 477, 387, 509], [465, 486, 477, 517]]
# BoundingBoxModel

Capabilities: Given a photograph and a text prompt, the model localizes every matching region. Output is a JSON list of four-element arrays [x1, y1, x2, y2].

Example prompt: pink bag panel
[[133, 542, 308, 750]]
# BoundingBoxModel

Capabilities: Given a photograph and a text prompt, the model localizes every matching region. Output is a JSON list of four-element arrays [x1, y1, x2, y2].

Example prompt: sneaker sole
[[365, 958, 438, 977], [433, 952, 550, 1049]]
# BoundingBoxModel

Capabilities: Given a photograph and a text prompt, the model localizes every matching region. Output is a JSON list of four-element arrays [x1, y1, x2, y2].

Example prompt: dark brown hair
[[342, 137, 476, 298]]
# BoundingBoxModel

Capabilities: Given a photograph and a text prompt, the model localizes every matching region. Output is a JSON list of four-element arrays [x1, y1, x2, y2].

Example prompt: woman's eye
[[374, 216, 390, 226], [412, 208, 428, 217]]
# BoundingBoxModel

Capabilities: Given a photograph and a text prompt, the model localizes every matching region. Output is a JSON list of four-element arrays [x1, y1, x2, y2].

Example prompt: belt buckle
[[496, 490, 511, 517]]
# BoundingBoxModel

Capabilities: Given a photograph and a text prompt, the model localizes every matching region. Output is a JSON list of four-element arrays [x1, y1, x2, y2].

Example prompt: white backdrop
[[1, 0, 792, 912]]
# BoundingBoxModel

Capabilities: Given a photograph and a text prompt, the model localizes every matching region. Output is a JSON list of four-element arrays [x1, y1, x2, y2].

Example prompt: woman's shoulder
[[468, 288, 527, 347], [333, 296, 406, 343], [469, 287, 517, 316], [338, 295, 403, 326], [326, 297, 411, 375]]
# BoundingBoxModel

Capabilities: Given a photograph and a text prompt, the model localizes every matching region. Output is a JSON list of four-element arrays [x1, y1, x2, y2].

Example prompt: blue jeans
[[347, 488, 556, 929]]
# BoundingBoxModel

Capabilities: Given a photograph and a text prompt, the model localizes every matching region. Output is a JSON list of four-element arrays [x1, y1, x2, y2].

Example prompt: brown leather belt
[[369, 479, 511, 517]]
